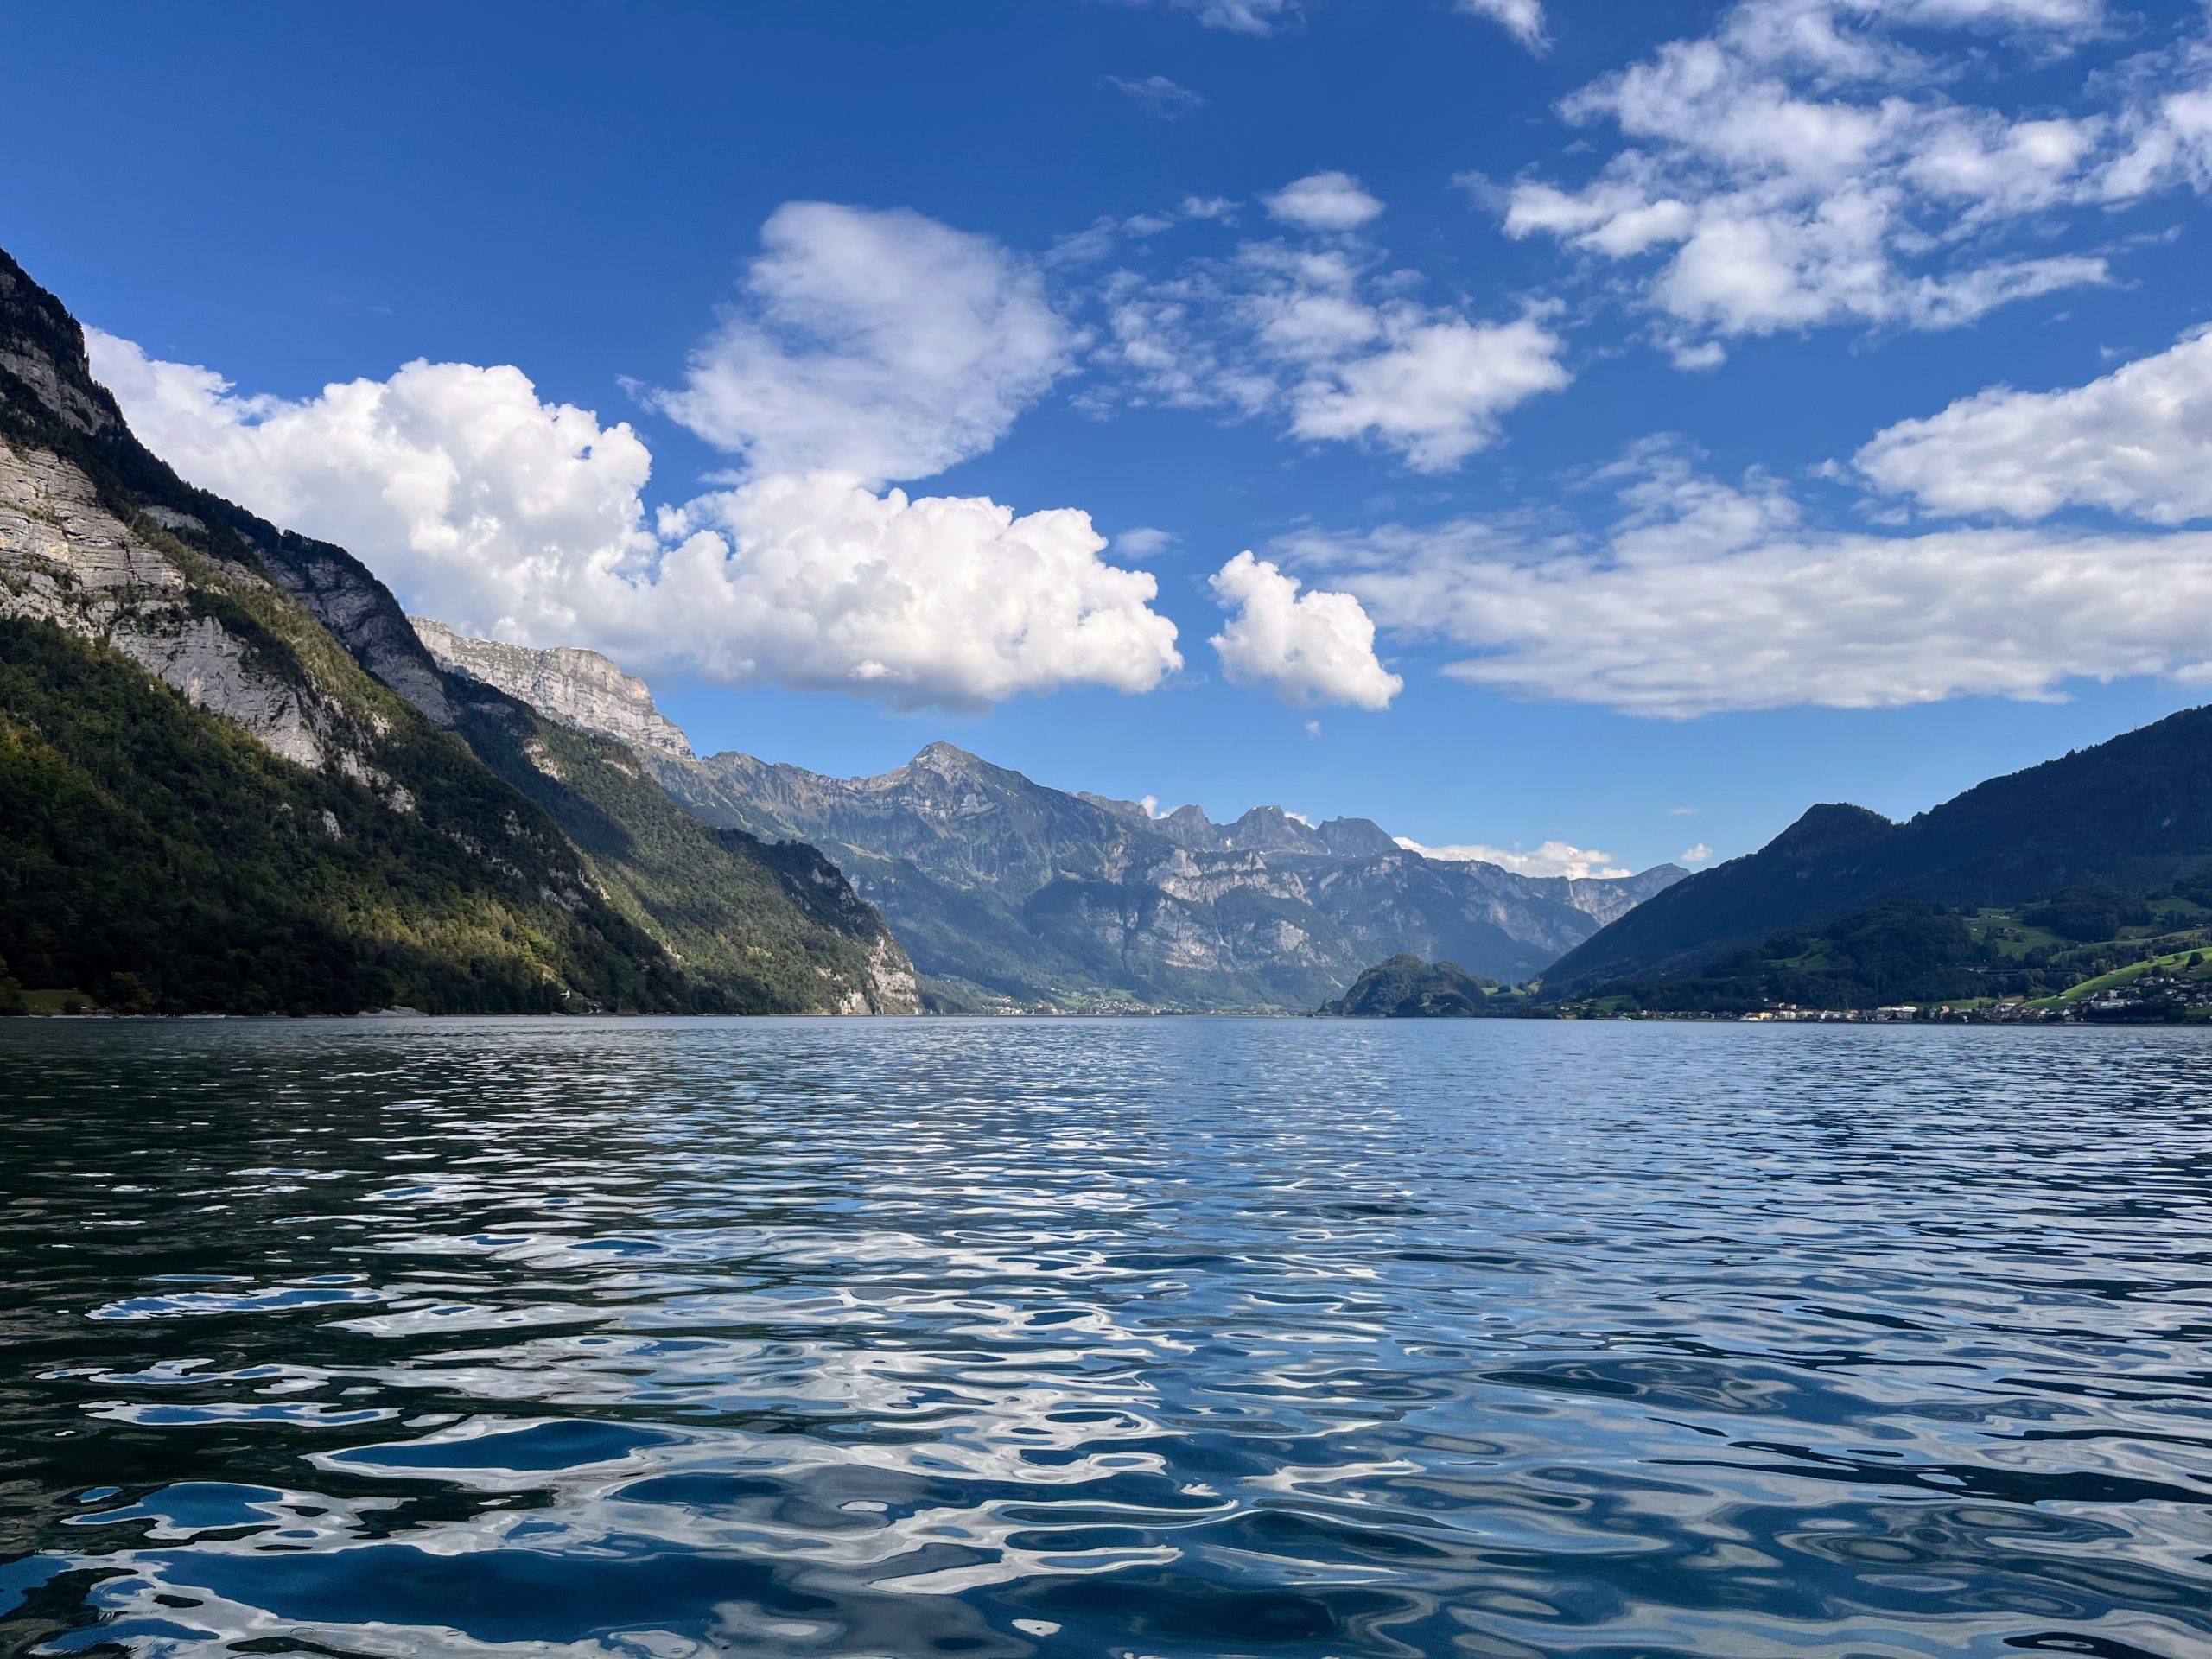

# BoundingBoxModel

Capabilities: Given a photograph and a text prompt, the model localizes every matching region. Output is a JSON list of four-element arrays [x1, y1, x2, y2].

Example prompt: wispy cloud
[[1106, 73, 1205, 118]]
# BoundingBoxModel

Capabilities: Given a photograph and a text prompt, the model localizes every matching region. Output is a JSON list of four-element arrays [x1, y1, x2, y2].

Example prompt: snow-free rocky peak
[[410, 619, 695, 760]]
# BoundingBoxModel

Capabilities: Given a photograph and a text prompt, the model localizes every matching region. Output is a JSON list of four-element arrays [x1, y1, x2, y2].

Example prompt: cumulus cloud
[[1459, 0, 1548, 50], [1281, 448, 2212, 718], [89, 331, 660, 608], [1398, 837, 1636, 879], [1208, 551, 1402, 709], [643, 202, 1072, 485], [1496, 0, 2211, 351], [88, 333, 1180, 711], [1108, 73, 1205, 118], [1855, 327, 2212, 524], [1263, 170, 1385, 231], [1680, 842, 1716, 864]]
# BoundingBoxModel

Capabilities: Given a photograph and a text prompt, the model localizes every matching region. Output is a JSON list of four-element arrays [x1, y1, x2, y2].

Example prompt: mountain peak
[[1763, 802, 1895, 858], [910, 741, 994, 780], [0, 245, 122, 439]]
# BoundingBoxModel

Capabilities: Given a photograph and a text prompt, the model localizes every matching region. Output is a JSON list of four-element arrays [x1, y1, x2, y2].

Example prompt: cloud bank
[[1856, 327, 2212, 525], [1498, 0, 2211, 353], [1397, 837, 1635, 879], [1283, 447, 2212, 718], [89, 320, 1179, 712]]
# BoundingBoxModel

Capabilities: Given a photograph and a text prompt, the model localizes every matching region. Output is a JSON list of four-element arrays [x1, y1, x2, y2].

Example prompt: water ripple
[[1, 1017, 2209, 1656]]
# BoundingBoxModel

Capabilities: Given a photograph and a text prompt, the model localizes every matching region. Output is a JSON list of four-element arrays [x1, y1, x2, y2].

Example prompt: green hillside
[[1574, 888, 2212, 1016], [0, 242, 911, 1016], [1320, 955, 1511, 1017], [1545, 707, 2212, 996]]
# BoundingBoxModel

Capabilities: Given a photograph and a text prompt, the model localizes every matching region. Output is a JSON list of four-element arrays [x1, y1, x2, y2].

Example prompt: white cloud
[[643, 202, 1072, 485], [1095, 228, 1568, 469], [1495, 0, 2210, 351], [88, 332, 1180, 712], [1305, 719, 1323, 737], [1208, 550, 1402, 709], [1459, 0, 1548, 50], [1398, 837, 1635, 879], [1108, 74, 1205, 118], [1263, 170, 1385, 231], [1855, 327, 2212, 525], [1289, 311, 1571, 471], [1679, 842, 1716, 864], [642, 479, 1182, 709], [88, 332, 661, 609], [1281, 448, 2212, 717]]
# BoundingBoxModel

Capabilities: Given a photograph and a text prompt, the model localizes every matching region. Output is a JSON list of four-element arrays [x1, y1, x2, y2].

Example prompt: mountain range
[[0, 244, 916, 1016], [409, 619, 1687, 1010]]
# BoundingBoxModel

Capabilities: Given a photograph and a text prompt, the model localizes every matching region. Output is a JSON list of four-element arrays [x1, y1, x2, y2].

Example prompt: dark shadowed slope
[[1545, 707, 2212, 993]]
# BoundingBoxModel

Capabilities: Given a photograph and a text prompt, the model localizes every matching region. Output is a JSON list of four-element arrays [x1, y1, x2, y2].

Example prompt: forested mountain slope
[[1545, 707, 2212, 995], [0, 244, 912, 1014]]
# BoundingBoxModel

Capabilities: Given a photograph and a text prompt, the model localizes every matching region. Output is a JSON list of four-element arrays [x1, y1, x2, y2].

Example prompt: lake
[[1, 1017, 2208, 1657]]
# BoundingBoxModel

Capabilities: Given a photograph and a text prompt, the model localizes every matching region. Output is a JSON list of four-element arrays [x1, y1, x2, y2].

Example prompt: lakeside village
[[1575, 970, 2205, 1025]]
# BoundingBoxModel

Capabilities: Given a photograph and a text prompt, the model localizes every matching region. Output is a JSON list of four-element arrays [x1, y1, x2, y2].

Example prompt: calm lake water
[[1, 1018, 2209, 1658]]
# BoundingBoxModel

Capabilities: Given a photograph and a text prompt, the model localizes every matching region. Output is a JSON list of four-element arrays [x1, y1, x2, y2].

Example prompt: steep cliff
[[412, 618, 696, 760], [0, 244, 912, 1015]]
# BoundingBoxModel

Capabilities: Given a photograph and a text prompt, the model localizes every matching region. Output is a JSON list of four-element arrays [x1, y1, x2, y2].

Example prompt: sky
[[5, 0, 2211, 877]]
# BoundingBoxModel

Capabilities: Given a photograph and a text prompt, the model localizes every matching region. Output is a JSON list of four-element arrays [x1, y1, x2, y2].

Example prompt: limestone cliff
[[411, 618, 695, 760], [0, 242, 912, 1016]]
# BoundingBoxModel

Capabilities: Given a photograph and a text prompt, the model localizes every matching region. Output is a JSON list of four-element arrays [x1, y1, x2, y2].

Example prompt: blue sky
[[6, 0, 2210, 875]]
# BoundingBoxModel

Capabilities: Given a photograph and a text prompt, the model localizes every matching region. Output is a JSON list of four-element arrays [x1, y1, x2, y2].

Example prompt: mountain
[[411, 618, 695, 760], [1321, 956, 1503, 1017], [1545, 705, 2212, 999], [642, 737, 1685, 1010], [0, 244, 913, 1015], [1081, 795, 1404, 859]]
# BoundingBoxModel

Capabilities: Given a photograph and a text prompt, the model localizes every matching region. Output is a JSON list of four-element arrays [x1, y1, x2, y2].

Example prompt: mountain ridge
[[1546, 706, 2212, 995], [0, 243, 914, 1014], [646, 735, 1684, 1009]]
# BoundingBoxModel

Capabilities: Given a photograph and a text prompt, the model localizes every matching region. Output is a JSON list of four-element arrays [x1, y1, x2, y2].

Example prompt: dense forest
[[1321, 955, 1507, 1017]]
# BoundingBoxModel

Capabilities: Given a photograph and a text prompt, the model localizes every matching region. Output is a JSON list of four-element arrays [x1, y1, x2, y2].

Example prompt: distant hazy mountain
[[652, 740, 1686, 1009], [1545, 704, 2212, 997]]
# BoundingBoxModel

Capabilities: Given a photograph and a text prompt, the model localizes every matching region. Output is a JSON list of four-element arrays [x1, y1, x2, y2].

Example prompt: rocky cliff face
[[1081, 793, 1401, 858], [0, 242, 912, 1016], [412, 618, 694, 760], [656, 741, 1686, 1009]]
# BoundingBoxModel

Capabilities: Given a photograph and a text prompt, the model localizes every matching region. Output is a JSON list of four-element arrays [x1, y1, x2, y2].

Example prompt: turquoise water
[[1, 1017, 2208, 1657]]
